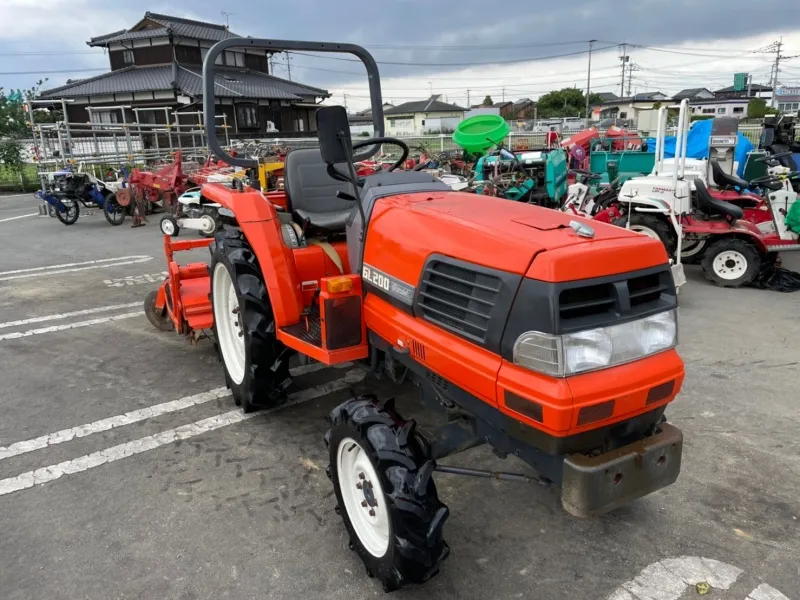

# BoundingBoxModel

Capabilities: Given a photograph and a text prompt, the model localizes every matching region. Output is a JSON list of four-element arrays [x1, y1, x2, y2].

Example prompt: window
[[224, 51, 245, 67], [236, 104, 259, 129], [122, 50, 134, 65], [702, 108, 715, 114], [717, 107, 726, 114], [90, 110, 119, 125], [733, 107, 744, 114], [619, 111, 627, 119], [389, 118, 396, 126], [293, 118, 305, 132]]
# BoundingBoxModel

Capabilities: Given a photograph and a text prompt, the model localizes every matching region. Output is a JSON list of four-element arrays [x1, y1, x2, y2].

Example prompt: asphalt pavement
[[0, 192, 797, 600]]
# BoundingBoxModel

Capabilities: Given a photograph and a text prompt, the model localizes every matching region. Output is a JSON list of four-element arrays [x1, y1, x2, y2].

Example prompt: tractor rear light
[[324, 276, 354, 294], [513, 310, 677, 377]]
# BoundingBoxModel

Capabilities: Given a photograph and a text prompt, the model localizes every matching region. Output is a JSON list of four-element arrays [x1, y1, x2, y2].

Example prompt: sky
[[1, 0, 799, 112]]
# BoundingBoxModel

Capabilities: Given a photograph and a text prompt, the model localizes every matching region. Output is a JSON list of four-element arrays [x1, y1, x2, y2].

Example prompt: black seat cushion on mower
[[694, 178, 744, 220], [711, 160, 749, 190], [283, 147, 355, 231]]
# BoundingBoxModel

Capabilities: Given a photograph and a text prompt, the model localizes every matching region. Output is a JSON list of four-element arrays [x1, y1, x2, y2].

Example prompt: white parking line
[[0, 302, 140, 330], [0, 312, 142, 341], [606, 556, 789, 600], [0, 255, 152, 282], [0, 387, 230, 461], [0, 369, 365, 496], [0, 213, 38, 223]]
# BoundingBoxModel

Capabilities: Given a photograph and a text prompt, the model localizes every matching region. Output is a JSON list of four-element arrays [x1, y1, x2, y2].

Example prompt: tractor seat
[[694, 178, 744, 220], [283, 147, 355, 231], [711, 160, 749, 191]]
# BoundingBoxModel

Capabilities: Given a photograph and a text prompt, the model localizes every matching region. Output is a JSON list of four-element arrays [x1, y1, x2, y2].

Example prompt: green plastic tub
[[453, 114, 510, 153]]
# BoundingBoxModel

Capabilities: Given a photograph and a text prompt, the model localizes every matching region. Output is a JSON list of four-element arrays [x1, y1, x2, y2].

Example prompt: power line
[[290, 45, 620, 68]]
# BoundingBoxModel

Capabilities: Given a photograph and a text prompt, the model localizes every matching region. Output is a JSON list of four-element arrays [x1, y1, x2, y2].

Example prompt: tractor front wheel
[[326, 396, 450, 592], [701, 238, 761, 288], [210, 229, 292, 413]]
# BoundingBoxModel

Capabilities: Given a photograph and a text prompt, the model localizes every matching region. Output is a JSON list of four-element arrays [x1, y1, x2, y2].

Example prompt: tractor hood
[[362, 191, 668, 286]]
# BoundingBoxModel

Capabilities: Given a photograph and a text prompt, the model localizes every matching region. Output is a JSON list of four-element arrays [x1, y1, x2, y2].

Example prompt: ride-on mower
[[146, 38, 685, 592]]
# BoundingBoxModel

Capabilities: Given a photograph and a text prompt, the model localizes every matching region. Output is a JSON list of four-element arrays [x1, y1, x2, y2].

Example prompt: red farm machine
[[145, 38, 686, 592]]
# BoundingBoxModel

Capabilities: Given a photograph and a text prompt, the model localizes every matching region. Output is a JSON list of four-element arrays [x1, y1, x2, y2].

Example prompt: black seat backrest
[[694, 178, 744, 220], [283, 147, 354, 215], [710, 160, 749, 190]]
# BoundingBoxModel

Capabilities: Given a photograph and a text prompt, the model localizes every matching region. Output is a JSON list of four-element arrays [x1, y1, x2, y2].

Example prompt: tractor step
[[281, 316, 322, 348], [276, 275, 368, 366]]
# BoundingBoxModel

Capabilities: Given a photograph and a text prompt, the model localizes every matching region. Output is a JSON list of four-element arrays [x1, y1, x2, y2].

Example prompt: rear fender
[[201, 183, 303, 326]]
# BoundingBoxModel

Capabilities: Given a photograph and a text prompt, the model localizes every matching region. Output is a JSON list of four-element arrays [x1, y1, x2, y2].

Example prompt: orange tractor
[[146, 38, 685, 592]]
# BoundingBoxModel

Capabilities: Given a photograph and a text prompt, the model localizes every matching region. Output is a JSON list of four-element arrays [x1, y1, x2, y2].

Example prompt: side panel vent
[[418, 260, 501, 344], [410, 339, 426, 361]]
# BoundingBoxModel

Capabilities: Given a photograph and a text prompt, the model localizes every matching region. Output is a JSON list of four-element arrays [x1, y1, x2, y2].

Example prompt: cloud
[[0, 0, 797, 109]]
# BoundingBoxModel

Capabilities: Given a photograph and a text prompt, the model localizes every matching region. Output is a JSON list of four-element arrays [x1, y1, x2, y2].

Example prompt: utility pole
[[619, 44, 629, 98], [343, 93, 348, 111], [627, 63, 639, 96], [585, 39, 596, 119], [769, 38, 783, 108], [747, 73, 752, 99], [286, 53, 292, 81], [502, 87, 505, 102], [466, 89, 470, 106]]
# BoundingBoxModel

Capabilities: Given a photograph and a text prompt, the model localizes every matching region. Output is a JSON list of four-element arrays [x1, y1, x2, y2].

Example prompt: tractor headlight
[[513, 309, 677, 377]]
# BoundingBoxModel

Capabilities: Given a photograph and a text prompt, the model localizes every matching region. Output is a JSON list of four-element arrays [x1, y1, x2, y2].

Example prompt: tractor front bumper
[[560, 423, 683, 517]]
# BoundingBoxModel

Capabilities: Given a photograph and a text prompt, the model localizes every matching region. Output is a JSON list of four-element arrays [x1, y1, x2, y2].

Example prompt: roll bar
[[202, 38, 385, 167]]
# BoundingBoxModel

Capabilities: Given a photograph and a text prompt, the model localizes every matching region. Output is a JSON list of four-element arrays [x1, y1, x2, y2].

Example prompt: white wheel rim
[[712, 250, 747, 280], [681, 239, 706, 258], [212, 262, 246, 385], [337, 437, 390, 558], [161, 218, 175, 236], [630, 225, 661, 241], [200, 215, 215, 233]]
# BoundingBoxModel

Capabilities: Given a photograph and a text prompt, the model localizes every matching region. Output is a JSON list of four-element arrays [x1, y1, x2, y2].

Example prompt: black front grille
[[418, 261, 501, 344], [628, 272, 667, 307], [550, 266, 675, 333], [559, 284, 615, 320]]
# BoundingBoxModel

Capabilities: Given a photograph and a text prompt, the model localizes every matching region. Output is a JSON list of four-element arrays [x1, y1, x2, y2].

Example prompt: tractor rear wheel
[[614, 213, 676, 257], [326, 396, 450, 592], [210, 229, 292, 413], [701, 238, 761, 288]]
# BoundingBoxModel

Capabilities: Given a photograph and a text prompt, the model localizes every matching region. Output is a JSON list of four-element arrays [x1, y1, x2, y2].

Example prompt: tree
[[536, 87, 592, 118], [0, 139, 24, 172], [481, 95, 493, 107], [0, 79, 48, 138], [746, 98, 779, 119]]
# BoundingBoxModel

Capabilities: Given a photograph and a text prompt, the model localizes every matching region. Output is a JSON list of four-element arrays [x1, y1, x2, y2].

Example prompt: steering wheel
[[755, 151, 793, 163], [352, 137, 409, 172], [750, 175, 783, 191]]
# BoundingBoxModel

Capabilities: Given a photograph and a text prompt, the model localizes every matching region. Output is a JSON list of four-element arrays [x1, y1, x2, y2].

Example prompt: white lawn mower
[[160, 188, 221, 238]]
